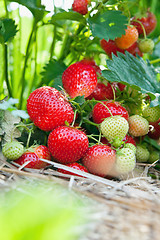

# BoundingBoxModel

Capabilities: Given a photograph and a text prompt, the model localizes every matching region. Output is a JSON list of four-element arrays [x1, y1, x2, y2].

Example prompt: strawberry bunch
[[2, 56, 159, 178]]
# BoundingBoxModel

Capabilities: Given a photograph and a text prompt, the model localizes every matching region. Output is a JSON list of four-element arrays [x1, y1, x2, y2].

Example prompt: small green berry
[[125, 143, 137, 154], [136, 145, 150, 163], [2, 141, 24, 160]]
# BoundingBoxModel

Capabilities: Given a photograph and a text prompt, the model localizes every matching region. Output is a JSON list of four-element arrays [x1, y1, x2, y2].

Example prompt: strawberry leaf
[[102, 52, 160, 106], [88, 10, 128, 41], [41, 60, 66, 90], [51, 11, 86, 25], [0, 19, 18, 43]]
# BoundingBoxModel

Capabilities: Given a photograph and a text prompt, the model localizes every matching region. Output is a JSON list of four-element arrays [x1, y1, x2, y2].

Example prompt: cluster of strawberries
[[2, 58, 159, 178]]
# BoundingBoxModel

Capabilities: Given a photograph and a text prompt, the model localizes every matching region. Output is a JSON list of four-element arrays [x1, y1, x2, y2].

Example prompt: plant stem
[[3, 43, 12, 98], [49, 25, 57, 60], [150, 58, 160, 64], [19, 19, 37, 109]]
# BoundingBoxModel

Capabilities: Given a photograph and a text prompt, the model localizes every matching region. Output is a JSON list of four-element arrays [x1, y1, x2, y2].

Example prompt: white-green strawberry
[[136, 145, 150, 163], [124, 143, 137, 154], [100, 116, 129, 142], [2, 141, 24, 160], [128, 115, 149, 137], [115, 147, 136, 174], [142, 105, 160, 123]]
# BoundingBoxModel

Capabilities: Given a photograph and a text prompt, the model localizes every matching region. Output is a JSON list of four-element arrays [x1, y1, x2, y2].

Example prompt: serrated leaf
[[51, 11, 86, 25], [8, 0, 47, 21], [88, 10, 128, 41], [41, 60, 66, 90], [102, 52, 160, 106], [72, 96, 85, 106], [0, 19, 18, 43]]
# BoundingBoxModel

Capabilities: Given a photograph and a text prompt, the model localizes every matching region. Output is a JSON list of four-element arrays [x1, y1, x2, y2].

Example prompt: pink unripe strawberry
[[82, 144, 116, 177], [128, 115, 149, 137]]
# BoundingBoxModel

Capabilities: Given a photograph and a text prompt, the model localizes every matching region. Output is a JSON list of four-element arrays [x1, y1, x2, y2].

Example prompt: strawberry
[[142, 105, 160, 123], [126, 41, 143, 57], [87, 82, 114, 100], [2, 141, 24, 160], [80, 58, 101, 75], [124, 143, 136, 154], [114, 147, 136, 174], [138, 38, 154, 53], [131, 11, 157, 36], [48, 126, 89, 164], [72, 0, 88, 15], [82, 144, 116, 177], [100, 116, 129, 143], [92, 100, 129, 124], [115, 25, 139, 50], [57, 162, 88, 177], [122, 134, 136, 146], [62, 62, 97, 98], [14, 145, 51, 169], [128, 115, 149, 137], [148, 118, 160, 140], [136, 145, 150, 163], [27, 86, 74, 131]]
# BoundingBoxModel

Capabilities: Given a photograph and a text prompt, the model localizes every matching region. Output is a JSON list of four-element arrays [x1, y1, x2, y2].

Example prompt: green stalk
[[150, 0, 157, 13], [19, 19, 37, 109], [49, 25, 57, 60], [150, 58, 160, 64], [3, 43, 12, 98], [4, 0, 9, 18]]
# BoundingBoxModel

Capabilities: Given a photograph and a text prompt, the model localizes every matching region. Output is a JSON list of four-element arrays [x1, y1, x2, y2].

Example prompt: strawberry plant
[[0, 0, 160, 182]]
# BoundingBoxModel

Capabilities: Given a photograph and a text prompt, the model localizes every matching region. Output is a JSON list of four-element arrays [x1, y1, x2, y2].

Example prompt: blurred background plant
[[0, 0, 159, 109]]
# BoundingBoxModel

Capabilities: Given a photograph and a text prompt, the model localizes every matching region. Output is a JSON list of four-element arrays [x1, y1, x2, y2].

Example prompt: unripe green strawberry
[[148, 151, 159, 164], [125, 143, 137, 154], [136, 145, 150, 162], [143, 105, 160, 123], [128, 115, 149, 137], [138, 39, 154, 53], [2, 141, 24, 160], [115, 147, 136, 174], [100, 116, 129, 142]]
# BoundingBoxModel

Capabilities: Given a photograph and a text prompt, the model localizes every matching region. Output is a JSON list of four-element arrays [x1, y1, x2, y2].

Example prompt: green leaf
[[88, 10, 128, 41], [102, 52, 160, 106], [0, 19, 18, 43], [41, 60, 67, 90], [72, 96, 86, 105], [8, 0, 47, 21], [51, 11, 86, 25]]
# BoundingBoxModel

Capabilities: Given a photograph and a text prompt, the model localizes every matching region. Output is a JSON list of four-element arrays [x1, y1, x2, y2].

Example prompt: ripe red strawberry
[[100, 39, 125, 58], [128, 115, 149, 137], [127, 41, 143, 57], [62, 62, 97, 98], [48, 126, 89, 164], [80, 58, 101, 75], [92, 101, 129, 124], [27, 86, 74, 131], [72, 0, 88, 15], [14, 145, 51, 169], [57, 162, 88, 177], [82, 144, 116, 177], [148, 118, 160, 140], [131, 11, 157, 36], [115, 25, 139, 50], [87, 82, 114, 100]]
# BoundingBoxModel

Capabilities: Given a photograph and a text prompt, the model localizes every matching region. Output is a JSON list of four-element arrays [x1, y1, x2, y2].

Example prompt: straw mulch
[[0, 152, 160, 240]]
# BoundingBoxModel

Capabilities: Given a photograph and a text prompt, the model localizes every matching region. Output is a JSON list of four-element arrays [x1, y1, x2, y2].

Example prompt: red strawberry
[[100, 39, 125, 58], [82, 145, 116, 177], [58, 162, 88, 177], [62, 62, 97, 98], [131, 11, 157, 36], [72, 0, 88, 15], [126, 42, 143, 57], [148, 118, 160, 140], [87, 82, 114, 100], [14, 145, 51, 169], [80, 58, 101, 75], [27, 86, 74, 131], [122, 134, 136, 146], [115, 25, 139, 50], [92, 101, 129, 124], [48, 126, 89, 164]]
